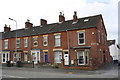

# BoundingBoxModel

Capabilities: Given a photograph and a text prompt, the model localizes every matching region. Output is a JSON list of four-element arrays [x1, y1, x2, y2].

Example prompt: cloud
[[0, 0, 118, 42]]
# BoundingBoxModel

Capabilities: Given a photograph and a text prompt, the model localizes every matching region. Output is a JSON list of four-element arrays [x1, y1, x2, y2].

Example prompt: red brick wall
[[1, 21, 111, 69]]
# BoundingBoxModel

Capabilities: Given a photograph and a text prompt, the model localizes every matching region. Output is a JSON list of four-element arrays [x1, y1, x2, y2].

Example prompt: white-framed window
[[4, 39, 8, 49], [78, 32, 85, 45], [24, 38, 28, 48], [2, 52, 10, 63], [54, 51, 62, 63], [43, 36, 48, 46], [33, 37, 38, 47], [55, 35, 61, 46], [77, 50, 89, 65], [14, 53, 21, 62], [98, 30, 101, 43], [16, 39, 20, 48]]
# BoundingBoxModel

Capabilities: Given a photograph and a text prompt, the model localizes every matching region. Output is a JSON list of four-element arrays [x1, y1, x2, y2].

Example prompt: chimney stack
[[25, 19, 33, 28], [4, 24, 11, 32], [59, 12, 65, 22], [73, 11, 77, 22], [40, 19, 47, 25]]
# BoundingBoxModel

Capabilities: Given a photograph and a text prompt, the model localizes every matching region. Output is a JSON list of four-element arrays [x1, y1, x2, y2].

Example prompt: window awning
[[73, 46, 91, 49]]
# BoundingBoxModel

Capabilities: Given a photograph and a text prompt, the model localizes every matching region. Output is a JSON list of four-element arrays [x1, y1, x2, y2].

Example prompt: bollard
[[32, 61, 34, 68]]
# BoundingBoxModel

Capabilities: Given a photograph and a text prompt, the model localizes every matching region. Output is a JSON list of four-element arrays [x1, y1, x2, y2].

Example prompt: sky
[[0, 0, 119, 43], [118, 1, 120, 45]]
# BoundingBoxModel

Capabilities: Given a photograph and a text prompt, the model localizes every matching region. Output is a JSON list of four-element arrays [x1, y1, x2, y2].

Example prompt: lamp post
[[9, 18, 17, 63], [9, 18, 17, 30]]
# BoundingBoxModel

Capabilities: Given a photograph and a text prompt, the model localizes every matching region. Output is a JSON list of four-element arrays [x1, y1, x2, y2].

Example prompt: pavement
[[1, 64, 119, 78]]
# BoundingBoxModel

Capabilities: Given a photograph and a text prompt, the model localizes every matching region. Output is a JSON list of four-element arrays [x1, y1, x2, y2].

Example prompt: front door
[[24, 53, 28, 62], [31, 50, 40, 64], [64, 52, 69, 65], [44, 52, 48, 62]]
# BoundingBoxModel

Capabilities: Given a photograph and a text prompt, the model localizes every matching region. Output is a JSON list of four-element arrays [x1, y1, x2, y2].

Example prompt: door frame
[[63, 51, 69, 66], [43, 51, 48, 63], [24, 53, 28, 62], [31, 50, 40, 64]]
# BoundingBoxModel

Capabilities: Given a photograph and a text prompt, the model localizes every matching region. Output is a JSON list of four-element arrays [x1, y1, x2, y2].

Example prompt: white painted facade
[[109, 44, 119, 60]]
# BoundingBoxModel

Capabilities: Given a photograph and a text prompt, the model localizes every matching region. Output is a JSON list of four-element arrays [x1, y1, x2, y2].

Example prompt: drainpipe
[[66, 30, 70, 65], [66, 30, 70, 52], [28, 35, 32, 63]]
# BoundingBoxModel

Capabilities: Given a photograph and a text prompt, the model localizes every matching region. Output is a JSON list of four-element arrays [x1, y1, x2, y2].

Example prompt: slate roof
[[107, 40, 116, 46], [1, 14, 101, 39]]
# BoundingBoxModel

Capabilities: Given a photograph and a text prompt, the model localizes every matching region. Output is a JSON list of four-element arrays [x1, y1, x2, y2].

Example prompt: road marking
[[2, 75, 27, 78]]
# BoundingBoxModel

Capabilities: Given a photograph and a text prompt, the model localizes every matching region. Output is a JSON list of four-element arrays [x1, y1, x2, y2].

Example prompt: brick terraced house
[[0, 12, 112, 69]]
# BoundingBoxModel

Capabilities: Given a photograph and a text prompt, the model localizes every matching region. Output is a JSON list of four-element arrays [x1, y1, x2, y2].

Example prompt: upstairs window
[[101, 20, 103, 27], [55, 35, 61, 46], [24, 38, 28, 48], [43, 36, 48, 46], [102, 33, 104, 44], [33, 37, 38, 47], [98, 30, 101, 43], [4, 39, 8, 49], [104, 35, 107, 45], [78, 32, 85, 45], [16, 39, 20, 48]]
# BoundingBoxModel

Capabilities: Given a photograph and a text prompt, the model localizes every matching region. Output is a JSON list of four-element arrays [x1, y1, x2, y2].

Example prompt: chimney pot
[[73, 11, 77, 22], [25, 19, 33, 28], [4, 24, 11, 32], [59, 12, 65, 22], [40, 19, 47, 25]]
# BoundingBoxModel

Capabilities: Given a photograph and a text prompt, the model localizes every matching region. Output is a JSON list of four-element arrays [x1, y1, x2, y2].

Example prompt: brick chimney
[[40, 19, 47, 25], [73, 11, 77, 22], [4, 24, 11, 32], [59, 12, 65, 22], [25, 19, 33, 28]]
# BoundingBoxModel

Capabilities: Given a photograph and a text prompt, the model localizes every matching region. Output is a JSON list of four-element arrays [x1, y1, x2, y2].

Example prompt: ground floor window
[[14, 53, 21, 62], [31, 50, 40, 63], [77, 50, 89, 65], [2, 52, 10, 63], [54, 51, 62, 63]]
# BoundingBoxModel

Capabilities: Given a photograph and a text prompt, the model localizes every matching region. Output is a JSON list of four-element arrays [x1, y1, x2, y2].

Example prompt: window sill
[[78, 43, 85, 45], [33, 46, 38, 47], [43, 45, 48, 47], [54, 62, 61, 64], [16, 47, 20, 49], [54, 46, 61, 47], [77, 64, 89, 67], [4, 48, 8, 49]]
